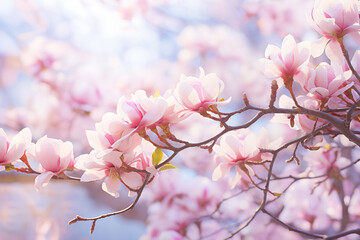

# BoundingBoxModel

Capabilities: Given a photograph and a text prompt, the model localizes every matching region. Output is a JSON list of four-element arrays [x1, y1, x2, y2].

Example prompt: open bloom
[[75, 149, 154, 198], [301, 62, 352, 100], [86, 112, 142, 156], [0, 128, 32, 166], [31, 136, 74, 190], [117, 90, 168, 130], [297, 96, 328, 133], [310, 0, 360, 63], [212, 130, 259, 188], [174, 68, 230, 112], [261, 34, 310, 85]]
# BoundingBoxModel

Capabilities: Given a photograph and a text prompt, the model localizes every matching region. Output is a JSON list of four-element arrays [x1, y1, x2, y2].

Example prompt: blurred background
[[0, 0, 317, 239]]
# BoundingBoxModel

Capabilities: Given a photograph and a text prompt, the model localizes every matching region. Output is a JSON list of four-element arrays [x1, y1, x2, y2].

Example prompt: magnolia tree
[[1, 0, 360, 239]]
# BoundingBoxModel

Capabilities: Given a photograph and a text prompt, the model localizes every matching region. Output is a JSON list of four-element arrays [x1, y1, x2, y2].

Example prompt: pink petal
[[221, 133, 240, 160], [102, 150, 122, 168], [101, 112, 126, 136], [121, 172, 143, 190], [86, 130, 110, 151], [35, 171, 54, 190], [281, 34, 296, 69], [140, 98, 167, 126], [58, 141, 73, 170], [35, 137, 61, 172], [81, 169, 107, 182], [176, 81, 201, 109], [325, 40, 343, 64], [6, 128, 32, 163], [260, 58, 282, 78], [311, 37, 329, 58], [0, 129, 8, 161], [201, 73, 222, 100], [212, 162, 230, 181], [309, 87, 330, 98], [265, 44, 280, 59], [102, 177, 121, 198]]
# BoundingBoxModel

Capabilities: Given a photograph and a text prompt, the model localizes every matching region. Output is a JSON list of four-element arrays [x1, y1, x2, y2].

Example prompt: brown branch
[[338, 37, 360, 82], [68, 172, 151, 233]]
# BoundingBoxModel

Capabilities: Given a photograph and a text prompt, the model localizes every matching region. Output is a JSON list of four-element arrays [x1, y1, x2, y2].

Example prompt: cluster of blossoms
[[1, 68, 230, 198], [261, 0, 360, 135], [1, 0, 360, 239]]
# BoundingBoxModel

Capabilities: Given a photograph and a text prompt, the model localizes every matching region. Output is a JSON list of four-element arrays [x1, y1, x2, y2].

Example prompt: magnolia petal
[[0, 131, 8, 161], [311, 37, 328, 58], [81, 169, 107, 182], [35, 171, 54, 190], [6, 128, 32, 163], [281, 34, 296, 69], [212, 162, 230, 181], [102, 177, 121, 198], [140, 98, 168, 126], [86, 130, 110, 151], [122, 172, 143, 190], [220, 133, 240, 160], [309, 87, 330, 98], [102, 150, 122, 168], [325, 40, 343, 64], [201, 73, 222, 100]]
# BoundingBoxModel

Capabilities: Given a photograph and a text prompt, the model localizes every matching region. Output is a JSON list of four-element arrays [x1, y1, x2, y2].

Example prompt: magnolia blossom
[[75, 150, 153, 198], [261, 34, 310, 85], [155, 94, 188, 126], [174, 68, 229, 112], [281, 180, 334, 231], [310, 0, 360, 63], [212, 130, 259, 188], [0, 128, 32, 166], [86, 112, 142, 156], [297, 96, 328, 133], [143, 172, 229, 240], [30, 136, 74, 190], [117, 90, 168, 129], [301, 62, 352, 100], [303, 145, 349, 178]]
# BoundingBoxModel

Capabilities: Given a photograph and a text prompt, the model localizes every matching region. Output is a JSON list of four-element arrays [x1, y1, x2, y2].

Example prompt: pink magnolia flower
[[174, 68, 230, 112], [0, 128, 32, 166], [117, 90, 168, 129], [31, 136, 74, 190], [301, 62, 353, 100], [155, 93, 189, 126], [304, 145, 349, 177], [310, 0, 360, 63], [212, 130, 259, 188], [86, 112, 142, 156], [261, 34, 310, 85], [281, 180, 333, 231], [75, 150, 153, 198], [296, 96, 328, 133]]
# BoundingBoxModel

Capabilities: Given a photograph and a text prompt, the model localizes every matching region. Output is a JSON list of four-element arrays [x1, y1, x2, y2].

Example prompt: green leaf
[[160, 163, 178, 171], [152, 148, 163, 166], [272, 192, 282, 197], [5, 165, 13, 172]]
